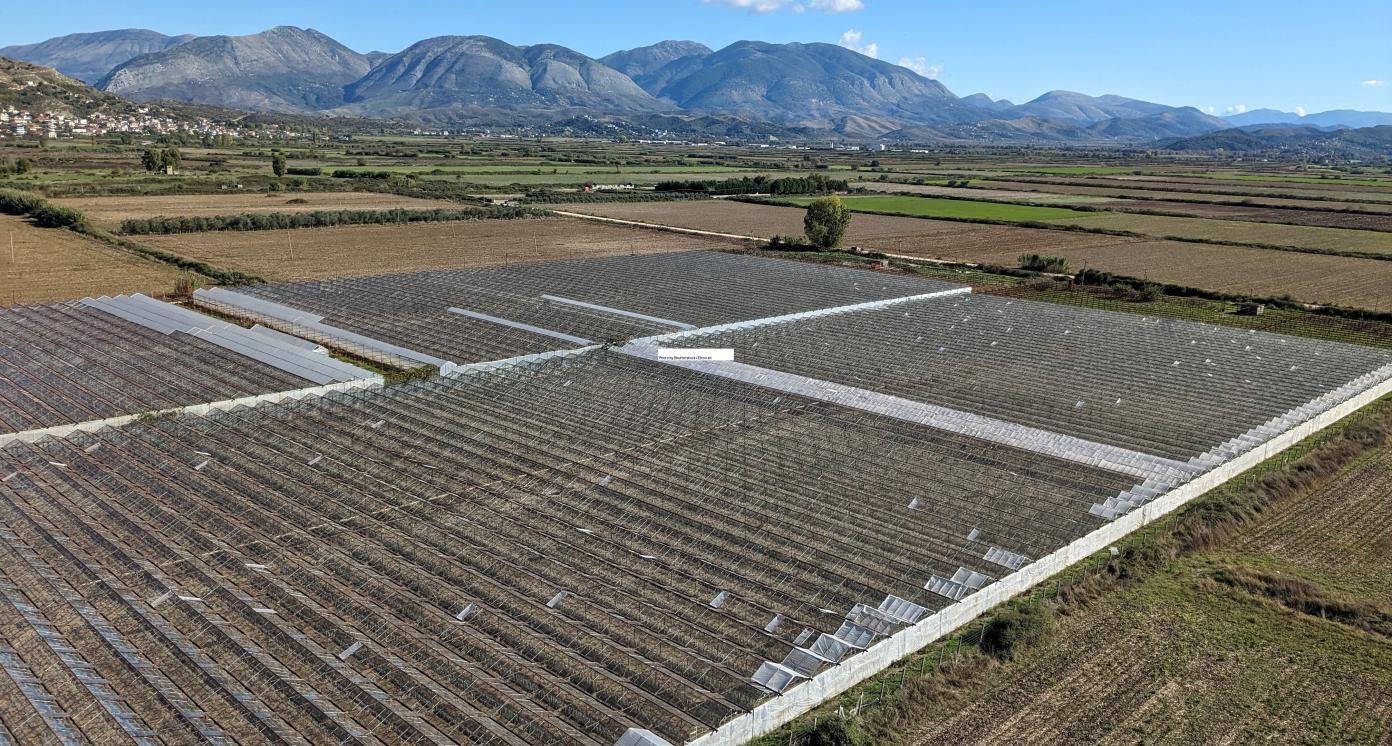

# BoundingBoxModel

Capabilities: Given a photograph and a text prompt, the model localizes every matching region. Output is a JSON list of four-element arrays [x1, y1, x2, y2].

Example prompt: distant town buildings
[[0, 106, 301, 140]]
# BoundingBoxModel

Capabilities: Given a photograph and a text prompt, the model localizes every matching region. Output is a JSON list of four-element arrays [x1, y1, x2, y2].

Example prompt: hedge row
[[655, 174, 849, 195], [0, 187, 87, 228], [119, 206, 549, 235], [519, 191, 710, 204]]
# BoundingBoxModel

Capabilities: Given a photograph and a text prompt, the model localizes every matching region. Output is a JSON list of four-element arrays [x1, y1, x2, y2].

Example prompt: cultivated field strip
[[217, 251, 964, 363], [687, 294, 1392, 461], [0, 302, 316, 435], [0, 350, 1130, 744]]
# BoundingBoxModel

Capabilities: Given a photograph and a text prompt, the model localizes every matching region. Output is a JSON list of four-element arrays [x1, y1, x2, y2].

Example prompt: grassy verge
[[79, 226, 260, 285]]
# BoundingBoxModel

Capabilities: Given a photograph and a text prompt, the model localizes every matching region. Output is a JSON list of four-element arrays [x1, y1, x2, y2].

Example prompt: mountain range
[[2, 26, 1388, 145], [1162, 124, 1392, 159], [1223, 108, 1392, 129]]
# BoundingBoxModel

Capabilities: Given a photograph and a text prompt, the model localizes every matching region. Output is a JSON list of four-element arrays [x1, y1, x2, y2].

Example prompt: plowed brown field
[[55, 192, 462, 228], [139, 215, 743, 281], [0, 216, 184, 305]]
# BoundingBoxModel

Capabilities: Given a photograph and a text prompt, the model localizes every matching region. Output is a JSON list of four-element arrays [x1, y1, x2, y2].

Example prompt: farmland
[[555, 200, 1392, 309], [556, 200, 1130, 257], [781, 195, 1086, 222], [1047, 211, 1392, 255], [139, 215, 742, 281], [53, 191, 462, 229], [782, 194, 1392, 257], [854, 182, 1392, 231], [976, 240, 1392, 310], [3, 130, 1392, 745], [0, 214, 184, 304], [956, 178, 1392, 213]]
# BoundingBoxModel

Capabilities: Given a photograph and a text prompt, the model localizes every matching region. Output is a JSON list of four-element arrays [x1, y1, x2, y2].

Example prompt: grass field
[[784, 194, 1088, 221], [138, 215, 739, 281], [0, 216, 186, 305], [855, 181, 1392, 231], [852, 181, 1124, 205], [53, 192, 463, 229], [994, 165, 1153, 176]]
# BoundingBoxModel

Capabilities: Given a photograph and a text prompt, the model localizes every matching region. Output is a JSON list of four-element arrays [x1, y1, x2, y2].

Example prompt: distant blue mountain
[[1224, 108, 1392, 129]]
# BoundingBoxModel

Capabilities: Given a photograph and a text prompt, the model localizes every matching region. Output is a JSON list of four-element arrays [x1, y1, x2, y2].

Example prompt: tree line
[[653, 173, 849, 195], [119, 206, 549, 235]]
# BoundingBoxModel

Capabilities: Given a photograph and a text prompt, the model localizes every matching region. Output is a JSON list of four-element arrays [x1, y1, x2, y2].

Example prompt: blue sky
[[5, 0, 1390, 113]]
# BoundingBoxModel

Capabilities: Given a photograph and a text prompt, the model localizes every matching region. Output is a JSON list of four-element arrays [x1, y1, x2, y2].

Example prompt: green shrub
[[0, 188, 46, 215], [978, 605, 1053, 660], [790, 714, 867, 746], [1017, 253, 1071, 273], [31, 204, 86, 229]]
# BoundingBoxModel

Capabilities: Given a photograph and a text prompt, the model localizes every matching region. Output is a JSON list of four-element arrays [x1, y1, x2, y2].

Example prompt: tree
[[271, 152, 287, 177], [803, 196, 851, 249], [141, 148, 181, 174]]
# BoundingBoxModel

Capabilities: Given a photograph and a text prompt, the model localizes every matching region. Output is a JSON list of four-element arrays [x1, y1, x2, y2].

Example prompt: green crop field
[[994, 165, 1155, 176], [781, 194, 1088, 221]]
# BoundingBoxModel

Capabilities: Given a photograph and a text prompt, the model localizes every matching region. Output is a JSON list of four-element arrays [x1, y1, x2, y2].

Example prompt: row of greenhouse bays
[[0, 352, 1127, 745], [0, 302, 313, 434], [696, 294, 1391, 461], [239, 250, 964, 362]]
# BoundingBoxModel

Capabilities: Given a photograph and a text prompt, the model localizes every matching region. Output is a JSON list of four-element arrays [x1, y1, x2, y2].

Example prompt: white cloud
[[704, 0, 863, 13], [1201, 106, 1216, 115], [704, 0, 792, 13], [1223, 104, 1248, 115], [898, 57, 942, 79], [1294, 106, 1307, 117], [1362, 79, 1387, 87], [838, 29, 878, 58], [809, 0, 865, 11]]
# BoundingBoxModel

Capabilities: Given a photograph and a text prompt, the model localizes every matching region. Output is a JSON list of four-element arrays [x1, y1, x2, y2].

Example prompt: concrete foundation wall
[[0, 377, 382, 446]]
